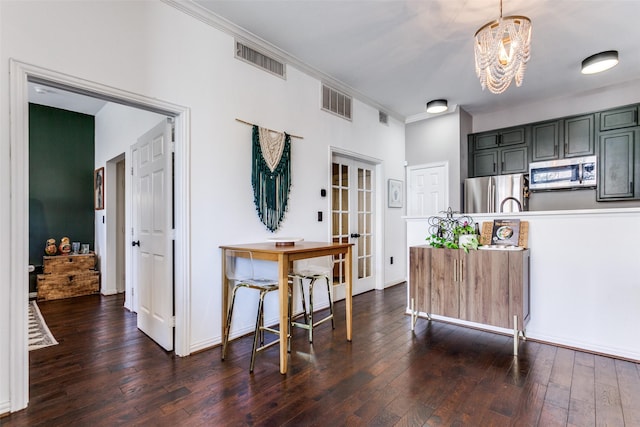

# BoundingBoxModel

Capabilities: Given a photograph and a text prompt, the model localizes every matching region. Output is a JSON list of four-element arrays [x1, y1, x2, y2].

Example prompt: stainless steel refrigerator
[[463, 173, 528, 213]]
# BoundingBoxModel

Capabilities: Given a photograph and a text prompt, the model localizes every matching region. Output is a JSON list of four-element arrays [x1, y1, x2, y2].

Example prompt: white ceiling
[[28, 1, 640, 121], [29, 82, 107, 116], [191, 0, 640, 120]]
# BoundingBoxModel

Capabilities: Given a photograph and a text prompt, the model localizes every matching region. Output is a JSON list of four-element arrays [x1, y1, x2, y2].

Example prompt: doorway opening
[[9, 59, 192, 412]]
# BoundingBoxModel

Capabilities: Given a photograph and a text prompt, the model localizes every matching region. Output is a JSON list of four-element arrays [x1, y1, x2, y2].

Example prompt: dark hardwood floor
[[3, 284, 639, 426]]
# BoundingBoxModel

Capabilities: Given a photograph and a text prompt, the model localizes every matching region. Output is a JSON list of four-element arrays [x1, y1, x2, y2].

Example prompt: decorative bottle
[[45, 238, 57, 256]]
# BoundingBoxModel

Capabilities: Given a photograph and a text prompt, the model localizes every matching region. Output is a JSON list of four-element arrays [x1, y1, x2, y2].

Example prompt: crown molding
[[161, 0, 404, 123]]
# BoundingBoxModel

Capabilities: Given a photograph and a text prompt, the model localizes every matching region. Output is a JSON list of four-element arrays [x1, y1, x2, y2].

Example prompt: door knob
[[132, 240, 140, 247], [350, 233, 361, 238]]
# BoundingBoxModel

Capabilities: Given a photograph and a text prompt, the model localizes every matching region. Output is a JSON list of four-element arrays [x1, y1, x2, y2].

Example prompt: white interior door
[[331, 156, 375, 298], [132, 119, 174, 351], [407, 162, 449, 216]]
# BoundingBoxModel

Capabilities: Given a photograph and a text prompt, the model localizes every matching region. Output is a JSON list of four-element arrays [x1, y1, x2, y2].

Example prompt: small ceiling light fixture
[[426, 99, 448, 114], [581, 50, 619, 74], [474, 0, 532, 94]]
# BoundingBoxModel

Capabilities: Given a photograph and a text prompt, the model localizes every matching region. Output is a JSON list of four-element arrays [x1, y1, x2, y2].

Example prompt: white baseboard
[[0, 399, 11, 417]]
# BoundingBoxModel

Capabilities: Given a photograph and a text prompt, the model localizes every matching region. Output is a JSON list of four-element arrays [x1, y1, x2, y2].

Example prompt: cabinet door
[[564, 114, 594, 157], [460, 250, 510, 327], [508, 250, 529, 327], [409, 246, 431, 314], [474, 132, 499, 150], [473, 150, 498, 177], [600, 106, 638, 131], [500, 146, 529, 174], [429, 249, 459, 318], [531, 121, 560, 161], [500, 127, 527, 147], [598, 129, 635, 200]]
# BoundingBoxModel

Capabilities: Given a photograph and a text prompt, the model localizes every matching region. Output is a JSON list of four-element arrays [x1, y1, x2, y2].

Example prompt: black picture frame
[[94, 167, 104, 210]]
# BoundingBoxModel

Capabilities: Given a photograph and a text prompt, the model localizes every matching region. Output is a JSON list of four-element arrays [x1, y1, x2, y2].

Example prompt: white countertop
[[404, 206, 640, 220]]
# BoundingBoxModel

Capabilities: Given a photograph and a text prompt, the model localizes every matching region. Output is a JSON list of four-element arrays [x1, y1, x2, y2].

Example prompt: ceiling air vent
[[322, 84, 352, 121], [235, 40, 286, 79], [379, 111, 389, 125]]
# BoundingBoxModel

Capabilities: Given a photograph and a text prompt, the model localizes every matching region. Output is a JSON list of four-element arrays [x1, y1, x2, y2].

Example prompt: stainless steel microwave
[[529, 156, 597, 191]]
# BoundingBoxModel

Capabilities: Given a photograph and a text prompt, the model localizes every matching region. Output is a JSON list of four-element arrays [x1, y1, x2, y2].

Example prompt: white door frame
[[9, 60, 192, 411], [329, 147, 384, 291], [103, 154, 126, 297]]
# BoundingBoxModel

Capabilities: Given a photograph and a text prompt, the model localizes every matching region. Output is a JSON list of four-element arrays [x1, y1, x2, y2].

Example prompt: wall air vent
[[235, 40, 286, 79], [322, 84, 352, 121], [379, 111, 389, 125]]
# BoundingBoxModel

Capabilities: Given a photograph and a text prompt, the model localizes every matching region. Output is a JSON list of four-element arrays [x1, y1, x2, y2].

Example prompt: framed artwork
[[94, 167, 104, 210], [388, 179, 403, 208]]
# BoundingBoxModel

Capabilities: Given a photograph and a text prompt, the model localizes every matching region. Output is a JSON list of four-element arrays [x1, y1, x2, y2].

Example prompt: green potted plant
[[426, 220, 479, 253], [454, 221, 479, 253]]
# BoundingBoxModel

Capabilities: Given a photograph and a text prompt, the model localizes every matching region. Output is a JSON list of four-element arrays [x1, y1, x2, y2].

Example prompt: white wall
[[405, 108, 464, 211], [472, 81, 640, 133], [0, 0, 406, 412]]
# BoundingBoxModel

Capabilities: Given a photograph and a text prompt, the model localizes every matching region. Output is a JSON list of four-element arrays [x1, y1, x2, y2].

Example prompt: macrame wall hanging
[[251, 125, 291, 232]]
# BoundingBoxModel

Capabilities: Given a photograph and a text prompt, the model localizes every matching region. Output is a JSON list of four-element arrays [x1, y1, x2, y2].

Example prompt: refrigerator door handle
[[489, 182, 495, 213]]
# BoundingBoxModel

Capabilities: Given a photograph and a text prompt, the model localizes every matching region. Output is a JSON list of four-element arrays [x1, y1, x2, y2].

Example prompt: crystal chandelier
[[474, 0, 532, 94]]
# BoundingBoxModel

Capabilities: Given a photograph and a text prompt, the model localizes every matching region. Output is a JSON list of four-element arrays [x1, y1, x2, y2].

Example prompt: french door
[[331, 155, 376, 298]]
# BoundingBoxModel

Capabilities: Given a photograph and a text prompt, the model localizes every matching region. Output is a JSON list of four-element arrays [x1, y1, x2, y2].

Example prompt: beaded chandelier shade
[[474, 0, 532, 94]]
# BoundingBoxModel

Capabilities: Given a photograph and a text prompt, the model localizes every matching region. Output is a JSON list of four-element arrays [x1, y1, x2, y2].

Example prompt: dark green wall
[[29, 103, 95, 266]]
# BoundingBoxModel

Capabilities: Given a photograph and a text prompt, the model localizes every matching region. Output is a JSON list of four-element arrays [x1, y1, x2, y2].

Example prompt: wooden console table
[[409, 246, 530, 355]]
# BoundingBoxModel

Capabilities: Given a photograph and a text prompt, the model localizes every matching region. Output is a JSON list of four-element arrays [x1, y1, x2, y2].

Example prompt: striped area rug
[[29, 300, 58, 351]]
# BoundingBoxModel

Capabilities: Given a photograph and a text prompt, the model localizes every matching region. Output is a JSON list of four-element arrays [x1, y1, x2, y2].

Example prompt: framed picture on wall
[[94, 167, 104, 210], [388, 179, 403, 208]]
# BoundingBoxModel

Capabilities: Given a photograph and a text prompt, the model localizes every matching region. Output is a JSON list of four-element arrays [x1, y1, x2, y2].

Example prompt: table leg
[[345, 245, 353, 341], [221, 249, 228, 348], [278, 253, 289, 374]]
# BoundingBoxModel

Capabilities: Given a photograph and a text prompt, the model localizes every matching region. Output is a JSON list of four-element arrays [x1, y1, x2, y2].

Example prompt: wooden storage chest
[[37, 253, 99, 300]]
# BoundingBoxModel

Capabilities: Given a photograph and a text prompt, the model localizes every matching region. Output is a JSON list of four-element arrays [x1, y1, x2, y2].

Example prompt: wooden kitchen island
[[406, 208, 640, 362], [409, 246, 530, 355]]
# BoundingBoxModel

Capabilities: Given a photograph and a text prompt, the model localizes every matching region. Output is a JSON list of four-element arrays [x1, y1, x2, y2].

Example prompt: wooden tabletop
[[219, 241, 352, 254]]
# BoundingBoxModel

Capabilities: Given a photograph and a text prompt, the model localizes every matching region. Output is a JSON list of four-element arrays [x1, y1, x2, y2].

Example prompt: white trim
[[174, 109, 192, 357], [8, 59, 192, 412], [9, 58, 30, 413], [103, 155, 124, 296], [330, 146, 383, 165], [329, 147, 384, 292]]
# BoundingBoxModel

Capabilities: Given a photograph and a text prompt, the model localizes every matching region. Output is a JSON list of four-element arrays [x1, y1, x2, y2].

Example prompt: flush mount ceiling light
[[581, 50, 619, 74], [426, 99, 448, 114], [474, 0, 532, 94]]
